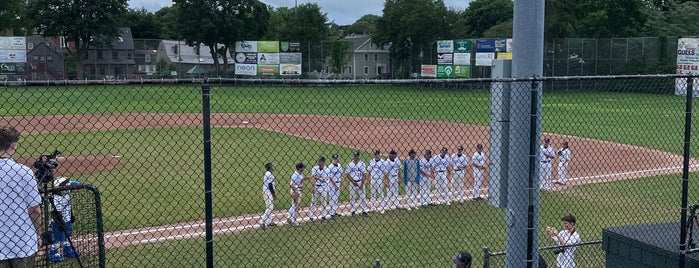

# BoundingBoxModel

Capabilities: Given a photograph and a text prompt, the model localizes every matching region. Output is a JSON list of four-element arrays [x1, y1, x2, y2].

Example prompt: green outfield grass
[[103, 172, 693, 267]]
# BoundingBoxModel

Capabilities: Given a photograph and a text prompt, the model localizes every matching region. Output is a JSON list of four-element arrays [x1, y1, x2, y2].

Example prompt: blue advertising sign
[[476, 39, 496, 53]]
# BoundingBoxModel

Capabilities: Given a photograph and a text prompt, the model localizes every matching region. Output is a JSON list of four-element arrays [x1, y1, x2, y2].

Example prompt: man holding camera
[[1, 125, 42, 268], [546, 214, 581, 268]]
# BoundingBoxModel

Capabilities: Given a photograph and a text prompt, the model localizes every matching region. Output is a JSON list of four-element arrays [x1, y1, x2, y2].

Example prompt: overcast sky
[[128, 0, 472, 25]]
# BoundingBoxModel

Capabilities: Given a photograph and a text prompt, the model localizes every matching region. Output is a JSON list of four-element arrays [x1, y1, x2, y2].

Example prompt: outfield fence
[[1, 74, 698, 267]]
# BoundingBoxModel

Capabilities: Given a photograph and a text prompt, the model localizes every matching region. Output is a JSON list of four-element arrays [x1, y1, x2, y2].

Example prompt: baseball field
[[1, 82, 697, 267]]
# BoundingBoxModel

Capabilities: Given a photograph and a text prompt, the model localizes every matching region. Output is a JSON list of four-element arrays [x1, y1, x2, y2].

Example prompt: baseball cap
[[264, 162, 273, 170], [477, 144, 483, 149], [373, 150, 381, 155], [457, 146, 464, 151], [425, 150, 432, 155], [353, 151, 360, 157], [295, 163, 306, 170], [332, 154, 339, 160], [389, 150, 397, 155], [452, 251, 472, 266], [317, 156, 326, 163], [441, 147, 448, 153], [408, 149, 416, 155], [544, 138, 550, 143]]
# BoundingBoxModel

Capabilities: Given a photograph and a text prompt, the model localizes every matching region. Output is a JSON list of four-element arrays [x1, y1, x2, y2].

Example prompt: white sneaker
[[446, 201, 451, 205], [406, 207, 411, 211], [380, 210, 385, 214]]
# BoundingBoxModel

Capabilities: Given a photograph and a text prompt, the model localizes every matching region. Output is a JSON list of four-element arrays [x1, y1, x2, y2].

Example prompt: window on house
[[145, 54, 151, 63], [97, 50, 103, 60], [59, 36, 66, 48], [349, 65, 352, 74], [39, 56, 45, 63], [364, 66, 368, 75], [32, 56, 38, 63], [374, 54, 378, 61], [28, 43, 34, 50], [47, 56, 53, 63], [364, 53, 368, 61], [128, 52, 133, 60], [112, 51, 118, 60], [172, 45, 178, 55], [370, 43, 374, 48]]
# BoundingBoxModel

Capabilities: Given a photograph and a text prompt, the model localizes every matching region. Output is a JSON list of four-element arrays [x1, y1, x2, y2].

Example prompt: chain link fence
[[1, 75, 698, 267]]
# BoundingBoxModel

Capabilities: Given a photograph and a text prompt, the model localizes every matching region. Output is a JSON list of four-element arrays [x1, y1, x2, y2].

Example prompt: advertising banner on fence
[[454, 65, 471, 78], [454, 39, 472, 53], [437, 40, 454, 53], [235, 63, 257, 75], [234, 52, 257, 64], [454, 53, 471, 65], [675, 38, 699, 96], [280, 41, 301, 52], [257, 53, 280, 65], [0, 37, 26, 64], [497, 52, 512, 60], [495, 39, 508, 52], [0, 63, 26, 75], [280, 53, 302, 64], [257, 64, 279, 75], [476, 39, 496, 52], [235, 41, 257, 53], [280, 64, 302, 75], [437, 53, 453, 65], [475, 52, 495, 66], [437, 65, 454, 78], [258, 41, 279, 53], [421, 65, 437, 77]]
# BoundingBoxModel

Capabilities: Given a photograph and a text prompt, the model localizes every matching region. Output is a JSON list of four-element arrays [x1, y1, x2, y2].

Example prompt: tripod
[[686, 204, 699, 250], [42, 182, 83, 267]]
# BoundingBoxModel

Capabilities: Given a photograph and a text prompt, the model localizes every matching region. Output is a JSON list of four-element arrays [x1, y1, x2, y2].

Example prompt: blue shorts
[[51, 221, 73, 242]]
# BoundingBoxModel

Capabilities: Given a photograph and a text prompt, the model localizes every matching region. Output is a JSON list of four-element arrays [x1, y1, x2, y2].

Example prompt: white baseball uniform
[[288, 170, 304, 223], [433, 154, 451, 204], [553, 229, 581, 268], [540, 145, 555, 191], [260, 170, 275, 225], [420, 157, 435, 206], [450, 153, 469, 202], [327, 162, 343, 216], [471, 151, 486, 199], [384, 157, 402, 209], [368, 158, 386, 211], [557, 148, 571, 184], [346, 160, 368, 213], [309, 165, 330, 219]]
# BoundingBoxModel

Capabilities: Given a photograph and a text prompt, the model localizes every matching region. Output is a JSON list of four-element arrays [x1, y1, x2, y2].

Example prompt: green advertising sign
[[258, 41, 280, 53], [437, 65, 455, 78], [257, 64, 279, 75], [454, 39, 472, 53], [454, 65, 471, 78]]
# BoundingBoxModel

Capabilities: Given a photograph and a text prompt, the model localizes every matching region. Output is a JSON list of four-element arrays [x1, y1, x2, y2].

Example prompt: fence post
[[483, 247, 491, 268], [202, 84, 213, 268], [679, 77, 694, 268]]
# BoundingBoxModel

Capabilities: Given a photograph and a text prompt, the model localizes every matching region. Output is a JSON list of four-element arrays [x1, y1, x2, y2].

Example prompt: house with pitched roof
[[339, 34, 391, 79]]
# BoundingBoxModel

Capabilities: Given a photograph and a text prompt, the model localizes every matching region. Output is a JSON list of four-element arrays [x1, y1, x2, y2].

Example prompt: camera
[[33, 150, 61, 183], [553, 247, 565, 255]]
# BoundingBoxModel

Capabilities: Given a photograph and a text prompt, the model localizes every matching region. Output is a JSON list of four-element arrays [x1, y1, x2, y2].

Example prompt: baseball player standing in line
[[346, 151, 369, 217], [471, 144, 486, 201], [556, 141, 571, 185], [433, 147, 452, 205], [368, 150, 386, 213], [384, 150, 403, 210], [403, 149, 421, 210], [259, 163, 277, 230], [287, 163, 306, 226], [420, 150, 435, 207], [309, 157, 330, 221], [327, 154, 343, 219], [450, 146, 469, 203], [540, 138, 555, 191]]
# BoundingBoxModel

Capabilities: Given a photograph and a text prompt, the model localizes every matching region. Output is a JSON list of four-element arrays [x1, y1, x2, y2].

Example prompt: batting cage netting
[[1, 75, 698, 267]]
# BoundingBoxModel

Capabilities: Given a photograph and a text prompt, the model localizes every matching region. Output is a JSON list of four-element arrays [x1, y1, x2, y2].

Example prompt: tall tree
[[122, 8, 162, 39], [373, 0, 450, 78], [27, 0, 128, 79], [154, 6, 182, 40], [460, 0, 513, 38], [264, 3, 329, 41], [327, 40, 351, 73], [347, 14, 380, 35], [174, 0, 269, 74], [643, 0, 699, 36], [0, 0, 24, 33]]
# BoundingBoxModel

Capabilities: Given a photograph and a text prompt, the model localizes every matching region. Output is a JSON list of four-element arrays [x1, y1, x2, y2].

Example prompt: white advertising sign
[[437, 40, 454, 53], [675, 38, 699, 96], [235, 63, 257, 75], [475, 53, 495, 66], [257, 53, 279, 65], [453, 53, 471, 65], [235, 41, 258, 52]]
